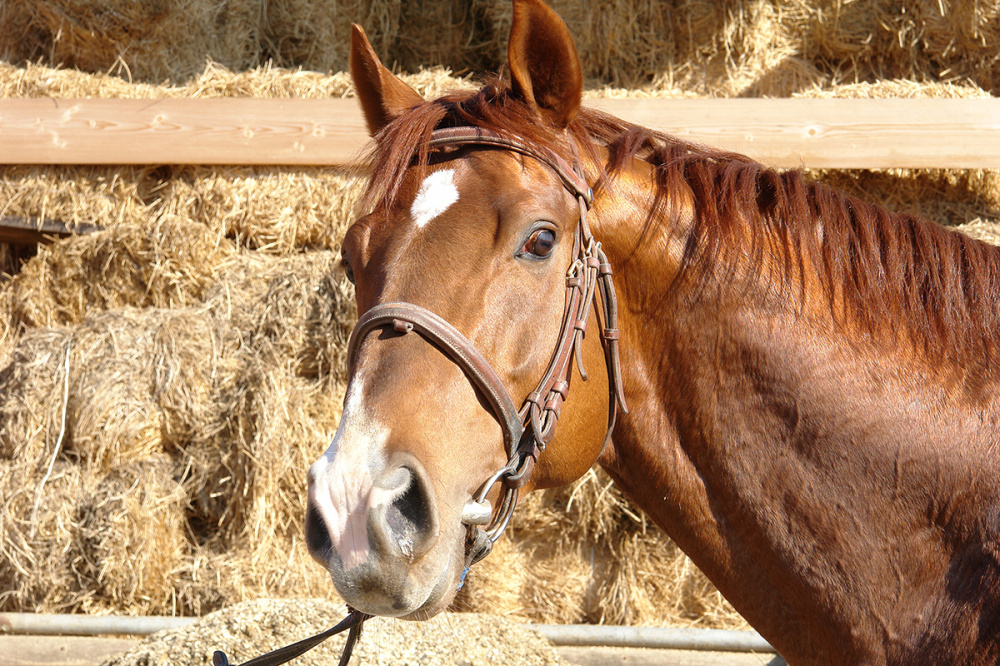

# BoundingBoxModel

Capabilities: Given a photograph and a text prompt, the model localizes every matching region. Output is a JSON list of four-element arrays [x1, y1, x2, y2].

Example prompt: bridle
[[349, 126, 627, 565], [210, 126, 627, 666]]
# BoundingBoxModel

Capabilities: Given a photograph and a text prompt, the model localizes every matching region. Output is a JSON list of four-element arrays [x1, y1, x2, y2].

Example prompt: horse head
[[305, 0, 622, 619]]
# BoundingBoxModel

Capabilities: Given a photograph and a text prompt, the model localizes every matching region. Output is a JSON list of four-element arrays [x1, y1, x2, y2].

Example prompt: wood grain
[[0, 98, 367, 166], [1, 98, 998, 169], [588, 98, 1000, 169]]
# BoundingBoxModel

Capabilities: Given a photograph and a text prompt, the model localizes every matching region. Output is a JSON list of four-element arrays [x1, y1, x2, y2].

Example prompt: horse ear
[[508, 0, 583, 129], [350, 24, 424, 135]]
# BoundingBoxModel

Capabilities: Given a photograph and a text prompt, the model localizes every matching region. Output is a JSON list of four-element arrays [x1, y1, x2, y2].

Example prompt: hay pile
[[1, 0, 999, 635], [2, 0, 998, 94], [0, 61, 756, 628], [103, 600, 567, 666], [0, 218, 356, 615]]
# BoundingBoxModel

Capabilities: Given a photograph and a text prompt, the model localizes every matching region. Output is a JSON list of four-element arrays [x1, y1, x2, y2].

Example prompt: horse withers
[[305, 0, 1000, 662]]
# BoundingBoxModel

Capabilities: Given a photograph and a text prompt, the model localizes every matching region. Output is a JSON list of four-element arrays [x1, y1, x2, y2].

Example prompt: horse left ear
[[508, 0, 583, 129], [350, 24, 424, 135]]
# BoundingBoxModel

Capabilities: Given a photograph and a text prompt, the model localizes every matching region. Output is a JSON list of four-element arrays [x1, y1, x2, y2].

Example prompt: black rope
[[211, 610, 370, 666]]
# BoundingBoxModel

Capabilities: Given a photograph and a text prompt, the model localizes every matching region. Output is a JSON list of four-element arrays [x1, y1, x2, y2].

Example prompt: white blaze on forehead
[[308, 370, 401, 571], [410, 169, 459, 229]]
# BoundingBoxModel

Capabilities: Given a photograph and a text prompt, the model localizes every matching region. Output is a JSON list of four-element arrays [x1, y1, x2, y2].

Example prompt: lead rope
[[210, 609, 370, 666]]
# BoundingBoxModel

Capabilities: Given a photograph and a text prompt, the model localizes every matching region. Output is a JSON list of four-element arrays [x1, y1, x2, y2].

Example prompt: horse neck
[[589, 155, 1000, 662]]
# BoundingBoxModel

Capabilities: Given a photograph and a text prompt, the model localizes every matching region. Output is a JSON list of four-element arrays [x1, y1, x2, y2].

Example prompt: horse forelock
[[359, 76, 597, 213], [359, 77, 1000, 370]]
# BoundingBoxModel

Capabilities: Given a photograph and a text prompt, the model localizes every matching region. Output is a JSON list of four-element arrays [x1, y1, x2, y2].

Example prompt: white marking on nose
[[410, 169, 459, 229], [309, 370, 402, 571]]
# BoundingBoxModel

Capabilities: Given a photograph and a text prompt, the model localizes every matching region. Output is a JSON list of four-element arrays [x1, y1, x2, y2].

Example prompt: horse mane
[[363, 77, 1000, 367]]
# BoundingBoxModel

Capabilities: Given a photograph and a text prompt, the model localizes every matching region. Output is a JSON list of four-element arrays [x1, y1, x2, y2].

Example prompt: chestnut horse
[[305, 0, 1000, 663]]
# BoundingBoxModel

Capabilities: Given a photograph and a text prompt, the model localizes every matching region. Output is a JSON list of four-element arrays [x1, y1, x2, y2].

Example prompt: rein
[[209, 126, 626, 666]]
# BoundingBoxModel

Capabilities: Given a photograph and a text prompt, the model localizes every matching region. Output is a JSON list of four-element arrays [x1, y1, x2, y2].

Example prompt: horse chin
[[322, 534, 465, 619]]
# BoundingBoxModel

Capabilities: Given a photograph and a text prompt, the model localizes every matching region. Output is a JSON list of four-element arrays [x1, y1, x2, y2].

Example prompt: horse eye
[[342, 258, 355, 284], [521, 229, 556, 259]]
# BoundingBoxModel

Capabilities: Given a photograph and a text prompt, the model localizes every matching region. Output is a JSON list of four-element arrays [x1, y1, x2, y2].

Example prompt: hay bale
[[0, 457, 186, 614], [955, 218, 1000, 246], [782, 0, 1000, 93], [0, 238, 354, 615], [476, 0, 1000, 95], [103, 600, 567, 666], [3, 218, 232, 332], [0, 0, 261, 83], [0, 310, 234, 469], [1, 50, 998, 632], [262, 1, 398, 75], [4, 0, 999, 94]]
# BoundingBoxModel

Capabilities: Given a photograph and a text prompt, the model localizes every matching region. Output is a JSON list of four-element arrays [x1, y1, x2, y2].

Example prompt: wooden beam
[[0, 98, 368, 166], [0, 216, 100, 244], [0, 98, 998, 169], [588, 98, 1000, 170]]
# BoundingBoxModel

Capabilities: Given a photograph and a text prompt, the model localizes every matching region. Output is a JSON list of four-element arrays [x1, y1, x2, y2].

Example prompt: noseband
[[347, 126, 628, 567]]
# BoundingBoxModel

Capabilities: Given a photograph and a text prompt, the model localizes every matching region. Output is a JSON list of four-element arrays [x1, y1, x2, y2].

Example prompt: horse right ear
[[350, 25, 424, 135], [508, 0, 582, 129]]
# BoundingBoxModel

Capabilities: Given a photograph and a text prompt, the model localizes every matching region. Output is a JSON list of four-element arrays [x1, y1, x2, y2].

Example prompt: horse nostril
[[387, 475, 428, 553], [305, 503, 333, 562], [373, 463, 438, 560]]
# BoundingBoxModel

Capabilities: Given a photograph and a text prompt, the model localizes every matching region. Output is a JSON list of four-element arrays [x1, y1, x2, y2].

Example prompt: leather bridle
[[347, 126, 628, 567], [210, 126, 627, 666]]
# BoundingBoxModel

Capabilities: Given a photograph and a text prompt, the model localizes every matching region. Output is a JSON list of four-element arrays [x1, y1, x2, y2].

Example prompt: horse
[[304, 0, 1000, 662]]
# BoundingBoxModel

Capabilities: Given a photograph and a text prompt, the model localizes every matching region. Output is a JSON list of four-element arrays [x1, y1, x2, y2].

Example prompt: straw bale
[[0, 59, 470, 100], [475, 0, 827, 95], [0, 0, 262, 84], [475, 0, 1000, 95], [0, 227, 356, 614], [784, 0, 1000, 91], [3, 0, 1000, 94], [0, 164, 365, 261], [955, 218, 1000, 246], [0, 457, 186, 614], [156, 167, 361, 253], [10, 219, 229, 327], [261, 1, 398, 76], [0, 306, 239, 473], [391, 2, 486, 76]]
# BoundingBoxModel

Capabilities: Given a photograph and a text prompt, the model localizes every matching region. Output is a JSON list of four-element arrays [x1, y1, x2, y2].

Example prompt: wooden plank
[[0, 98, 367, 166], [0, 98, 998, 169], [0, 217, 100, 244], [588, 98, 1000, 170], [0, 636, 136, 666]]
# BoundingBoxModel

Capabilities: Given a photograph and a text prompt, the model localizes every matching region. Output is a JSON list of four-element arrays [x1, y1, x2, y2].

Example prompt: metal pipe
[[0, 612, 775, 653], [527, 624, 775, 653], [0, 613, 194, 636]]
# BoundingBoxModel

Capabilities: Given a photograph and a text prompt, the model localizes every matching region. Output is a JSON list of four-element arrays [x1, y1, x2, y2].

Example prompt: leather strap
[[211, 610, 370, 666], [428, 127, 592, 204], [348, 302, 525, 452]]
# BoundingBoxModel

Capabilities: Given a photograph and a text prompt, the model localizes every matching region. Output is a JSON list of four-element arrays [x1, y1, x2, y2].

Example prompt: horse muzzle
[[305, 452, 461, 617]]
